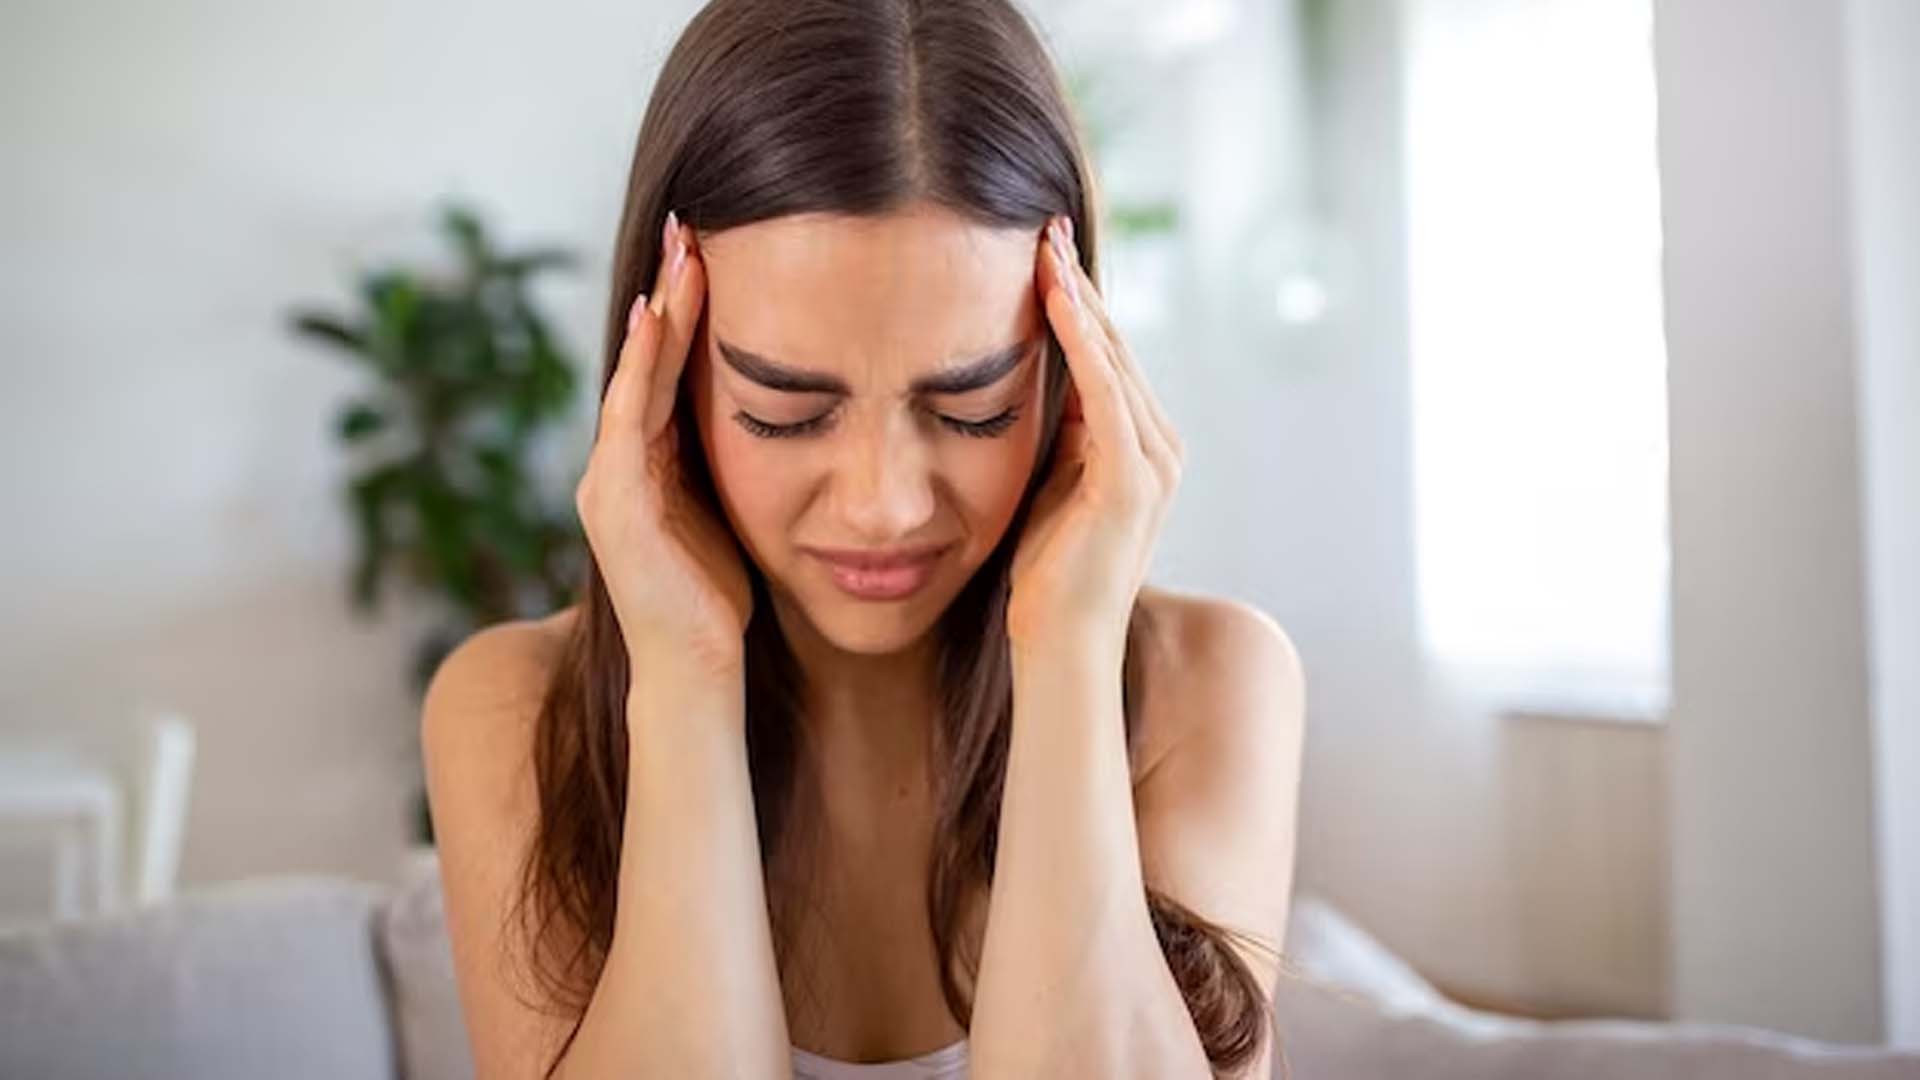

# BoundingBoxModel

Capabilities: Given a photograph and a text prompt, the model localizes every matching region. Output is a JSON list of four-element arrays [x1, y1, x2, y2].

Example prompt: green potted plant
[[288, 202, 587, 844]]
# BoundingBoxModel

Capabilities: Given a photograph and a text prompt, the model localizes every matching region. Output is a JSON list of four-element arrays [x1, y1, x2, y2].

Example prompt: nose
[[831, 410, 936, 543]]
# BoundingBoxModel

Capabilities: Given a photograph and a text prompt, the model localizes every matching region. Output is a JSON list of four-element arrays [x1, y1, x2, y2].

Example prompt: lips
[[806, 543, 952, 601]]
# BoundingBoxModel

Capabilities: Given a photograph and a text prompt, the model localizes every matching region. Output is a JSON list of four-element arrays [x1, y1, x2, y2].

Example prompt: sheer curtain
[[1403, 0, 1671, 718]]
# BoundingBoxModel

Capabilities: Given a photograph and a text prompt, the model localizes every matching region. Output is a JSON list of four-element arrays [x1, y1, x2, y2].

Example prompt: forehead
[[697, 204, 1039, 381]]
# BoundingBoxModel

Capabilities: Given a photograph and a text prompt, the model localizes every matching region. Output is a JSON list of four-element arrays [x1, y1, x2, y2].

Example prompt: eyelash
[[731, 405, 1023, 440]]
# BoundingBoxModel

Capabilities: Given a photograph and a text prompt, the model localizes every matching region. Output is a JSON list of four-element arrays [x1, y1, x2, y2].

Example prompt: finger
[[1112, 332, 1179, 483], [599, 208, 685, 446], [1056, 216, 1178, 459], [1049, 221, 1175, 482], [1040, 219, 1140, 484], [597, 288, 663, 444], [1114, 332, 1177, 483], [1055, 223, 1182, 474], [1098, 308, 1181, 467], [643, 211, 707, 441]]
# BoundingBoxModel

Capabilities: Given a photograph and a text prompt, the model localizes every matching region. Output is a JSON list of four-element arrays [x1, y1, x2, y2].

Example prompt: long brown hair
[[510, 1, 1286, 1075]]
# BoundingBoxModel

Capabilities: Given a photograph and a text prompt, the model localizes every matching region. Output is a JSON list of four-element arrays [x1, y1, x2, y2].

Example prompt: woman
[[422, 1, 1306, 1077]]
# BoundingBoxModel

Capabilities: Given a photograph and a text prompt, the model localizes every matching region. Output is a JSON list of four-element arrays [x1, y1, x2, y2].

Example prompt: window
[[1403, 0, 1671, 719]]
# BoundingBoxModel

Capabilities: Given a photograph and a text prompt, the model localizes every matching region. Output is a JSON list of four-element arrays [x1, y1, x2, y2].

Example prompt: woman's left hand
[[1007, 215, 1185, 657]]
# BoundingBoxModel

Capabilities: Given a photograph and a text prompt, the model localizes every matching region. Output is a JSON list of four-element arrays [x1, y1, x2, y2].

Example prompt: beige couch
[[2, 853, 1915, 1079]]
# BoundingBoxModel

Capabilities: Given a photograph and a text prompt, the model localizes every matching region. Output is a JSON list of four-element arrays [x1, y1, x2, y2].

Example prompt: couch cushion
[[1271, 975, 1920, 1080], [1282, 893, 1453, 1015], [381, 849, 475, 1080], [0, 875, 398, 1080], [1273, 892, 1920, 1080]]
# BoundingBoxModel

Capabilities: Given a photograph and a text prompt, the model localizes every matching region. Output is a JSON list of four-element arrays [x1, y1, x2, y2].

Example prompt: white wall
[[0, 0, 699, 892], [1656, 0, 1884, 1043], [1847, 0, 1920, 1051]]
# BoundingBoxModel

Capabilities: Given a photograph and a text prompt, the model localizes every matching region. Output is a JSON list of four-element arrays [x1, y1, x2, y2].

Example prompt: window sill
[[1498, 690, 1668, 728]]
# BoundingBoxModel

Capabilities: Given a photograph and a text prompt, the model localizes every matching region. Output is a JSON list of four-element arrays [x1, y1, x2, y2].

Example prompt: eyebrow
[[714, 336, 1037, 397]]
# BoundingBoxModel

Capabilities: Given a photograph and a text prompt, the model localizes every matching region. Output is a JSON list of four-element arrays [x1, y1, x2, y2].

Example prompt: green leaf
[[361, 271, 425, 376], [1109, 201, 1180, 236], [346, 474, 391, 611], [442, 204, 488, 271], [294, 200, 588, 675], [336, 402, 386, 441], [289, 311, 369, 355]]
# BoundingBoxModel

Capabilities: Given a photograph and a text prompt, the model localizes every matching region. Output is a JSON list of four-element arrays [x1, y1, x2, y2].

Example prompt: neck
[[768, 589, 942, 788]]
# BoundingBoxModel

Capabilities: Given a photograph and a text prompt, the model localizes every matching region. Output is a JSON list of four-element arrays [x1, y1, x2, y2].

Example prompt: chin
[[796, 585, 951, 656]]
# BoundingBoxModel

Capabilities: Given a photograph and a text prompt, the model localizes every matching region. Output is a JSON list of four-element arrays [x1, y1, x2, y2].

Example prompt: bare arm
[[968, 641, 1211, 1080], [425, 627, 791, 1079], [555, 661, 790, 1078], [970, 602, 1304, 1080]]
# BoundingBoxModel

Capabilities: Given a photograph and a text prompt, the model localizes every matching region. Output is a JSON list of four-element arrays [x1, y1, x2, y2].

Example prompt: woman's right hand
[[575, 211, 753, 684]]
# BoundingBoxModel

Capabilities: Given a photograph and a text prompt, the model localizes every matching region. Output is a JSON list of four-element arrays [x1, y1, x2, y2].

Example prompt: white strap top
[[790, 1036, 969, 1079]]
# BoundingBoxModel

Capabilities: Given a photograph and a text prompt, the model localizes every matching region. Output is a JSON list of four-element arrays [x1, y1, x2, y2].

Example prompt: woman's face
[[685, 202, 1049, 656]]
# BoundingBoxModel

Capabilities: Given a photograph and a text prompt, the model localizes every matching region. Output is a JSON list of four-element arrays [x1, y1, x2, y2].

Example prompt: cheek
[[943, 429, 1041, 534], [704, 424, 796, 532], [933, 374, 1050, 536], [690, 371, 789, 552]]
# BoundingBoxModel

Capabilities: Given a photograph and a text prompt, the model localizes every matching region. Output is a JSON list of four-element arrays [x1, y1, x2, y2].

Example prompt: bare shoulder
[[427, 603, 577, 703], [418, 604, 582, 1079], [1132, 584, 1306, 1059], [428, 599, 583, 787], [1132, 585, 1305, 781]]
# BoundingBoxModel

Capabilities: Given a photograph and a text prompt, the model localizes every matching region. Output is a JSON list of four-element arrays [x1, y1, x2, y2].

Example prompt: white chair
[[0, 746, 121, 921], [126, 710, 195, 908], [0, 709, 195, 924]]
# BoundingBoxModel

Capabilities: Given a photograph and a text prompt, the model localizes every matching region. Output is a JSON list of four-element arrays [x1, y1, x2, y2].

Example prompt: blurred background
[[1, 0, 1914, 1063]]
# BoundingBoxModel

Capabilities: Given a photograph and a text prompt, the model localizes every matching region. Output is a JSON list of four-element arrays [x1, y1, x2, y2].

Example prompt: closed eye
[[731, 405, 1023, 440]]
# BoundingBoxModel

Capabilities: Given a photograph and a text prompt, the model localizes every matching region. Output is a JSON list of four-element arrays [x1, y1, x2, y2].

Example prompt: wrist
[[627, 637, 743, 684], [625, 654, 744, 727], [1009, 617, 1125, 671], [1010, 634, 1124, 689]]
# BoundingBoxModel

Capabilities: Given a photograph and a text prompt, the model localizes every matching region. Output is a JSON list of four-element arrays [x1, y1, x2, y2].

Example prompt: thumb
[[1062, 382, 1084, 423], [1050, 418, 1091, 468]]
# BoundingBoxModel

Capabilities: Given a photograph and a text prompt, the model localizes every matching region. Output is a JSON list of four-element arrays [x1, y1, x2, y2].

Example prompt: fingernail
[[629, 291, 649, 333], [655, 212, 680, 310]]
